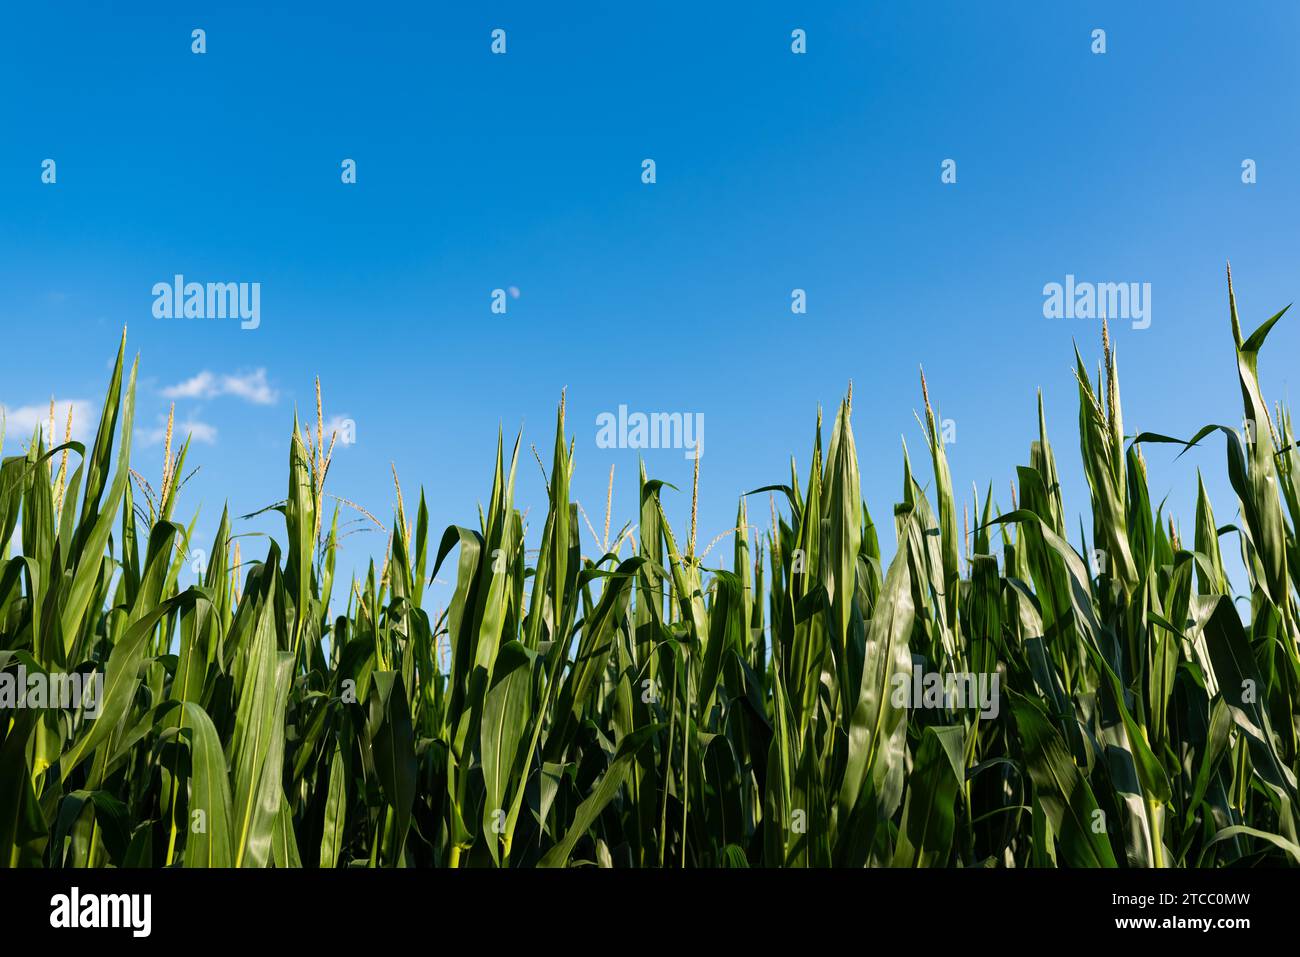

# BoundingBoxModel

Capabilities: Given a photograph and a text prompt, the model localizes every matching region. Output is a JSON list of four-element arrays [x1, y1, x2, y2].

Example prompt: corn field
[[1, 269, 1298, 869]]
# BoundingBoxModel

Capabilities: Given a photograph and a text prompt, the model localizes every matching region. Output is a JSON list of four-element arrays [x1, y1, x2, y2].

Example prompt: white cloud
[[0, 399, 96, 451], [162, 369, 277, 405], [140, 416, 218, 447], [322, 414, 357, 449]]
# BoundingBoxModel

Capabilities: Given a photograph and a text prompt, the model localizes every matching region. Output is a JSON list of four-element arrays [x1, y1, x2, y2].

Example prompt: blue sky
[[3, 1, 1299, 608]]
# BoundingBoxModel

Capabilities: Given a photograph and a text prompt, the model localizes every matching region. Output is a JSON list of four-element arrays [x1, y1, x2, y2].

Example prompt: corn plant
[[1, 267, 1297, 867]]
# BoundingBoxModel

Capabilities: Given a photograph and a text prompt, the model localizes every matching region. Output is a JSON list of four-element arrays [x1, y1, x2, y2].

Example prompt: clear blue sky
[[3, 1, 1298, 608]]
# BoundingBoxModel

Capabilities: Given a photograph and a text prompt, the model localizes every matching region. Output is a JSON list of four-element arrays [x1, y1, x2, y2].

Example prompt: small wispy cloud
[[140, 416, 218, 447], [0, 399, 95, 449], [162, 369, 277, 405], [323, 414, 357, 449]]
